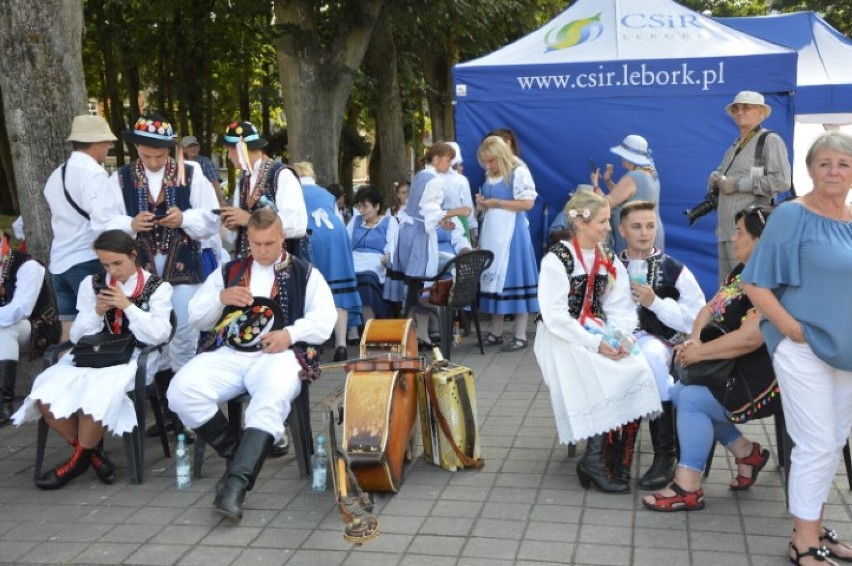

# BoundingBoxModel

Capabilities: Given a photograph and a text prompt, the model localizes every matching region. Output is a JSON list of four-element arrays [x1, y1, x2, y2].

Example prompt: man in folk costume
[[218, 121, 309, 261], [0, 233, 58, 426], [105, 113, 219, 435], [168, 208, 336, 522], [612, 201, 705, 489]]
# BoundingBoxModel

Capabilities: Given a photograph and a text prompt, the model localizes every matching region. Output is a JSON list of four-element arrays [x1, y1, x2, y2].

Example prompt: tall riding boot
[[0, 360, 18, 427], [216, 428, 273, 522], [194, 411, 243, 504], [639, 402, 678, 490], [576, 434, 629, 493], [146, 370, 175, 437], [612, 420, 640, 482], [35, 442, 92, 490]]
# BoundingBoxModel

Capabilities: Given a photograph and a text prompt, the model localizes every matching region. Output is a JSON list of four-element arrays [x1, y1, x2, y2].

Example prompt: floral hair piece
[[568, 208, 591, 219]]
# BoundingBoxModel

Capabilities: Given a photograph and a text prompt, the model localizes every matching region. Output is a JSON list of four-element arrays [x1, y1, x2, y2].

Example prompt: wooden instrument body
[[359, 318, 417, 359], [417, 363, 481, 471]]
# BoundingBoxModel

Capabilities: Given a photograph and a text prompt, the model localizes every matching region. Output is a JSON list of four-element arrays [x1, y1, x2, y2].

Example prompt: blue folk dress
[[349, 215, 396, 319]]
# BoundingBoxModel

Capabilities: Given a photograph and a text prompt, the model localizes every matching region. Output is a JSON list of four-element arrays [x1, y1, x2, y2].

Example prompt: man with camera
[[708, 91, 790, 283]]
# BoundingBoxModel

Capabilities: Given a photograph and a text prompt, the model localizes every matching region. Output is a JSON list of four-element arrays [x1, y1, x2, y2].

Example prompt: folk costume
[[106, 115, 219, 374], [12, 270, 173, 435], [222, 122, 309, 261], [384, 165, 446, 303], [0, 239, 57, 427], [616, 248, 705, 489], [478, 165, 539, 315], [347, 214, 398, 319], [167, 251, 335, 521]]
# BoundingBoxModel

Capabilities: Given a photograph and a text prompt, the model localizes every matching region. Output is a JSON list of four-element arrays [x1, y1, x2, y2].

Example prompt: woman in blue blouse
[[742, 131, 852, 566]]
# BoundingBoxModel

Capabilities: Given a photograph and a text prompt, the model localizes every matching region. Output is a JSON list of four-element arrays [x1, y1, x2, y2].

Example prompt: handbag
[[719, 348, 781, 423], [428, 278, 453, 306], [71, 333, 136, 368], [678, 321, 735, 387]]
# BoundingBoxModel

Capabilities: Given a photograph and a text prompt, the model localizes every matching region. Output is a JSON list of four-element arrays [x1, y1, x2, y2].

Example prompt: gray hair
[[805, 130, 852, 167]]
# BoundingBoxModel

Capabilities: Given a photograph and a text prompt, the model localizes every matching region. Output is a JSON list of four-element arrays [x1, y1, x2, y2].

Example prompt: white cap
[[447, 141, 463, 166]]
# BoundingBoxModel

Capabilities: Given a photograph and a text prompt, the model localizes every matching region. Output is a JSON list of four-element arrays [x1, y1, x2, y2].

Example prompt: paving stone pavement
[[2, 328, 851, 565]]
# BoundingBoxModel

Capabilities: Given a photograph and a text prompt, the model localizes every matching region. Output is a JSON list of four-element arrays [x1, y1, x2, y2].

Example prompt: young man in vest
[[613, 201, 705, 489], [105, 113, 219, 435], [168, 208, 336, 522], [217, 121, 308, 260]]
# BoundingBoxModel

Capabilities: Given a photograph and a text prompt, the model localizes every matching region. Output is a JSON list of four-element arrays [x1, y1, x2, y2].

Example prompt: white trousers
[[773, 338, 852, 521], [167, 347, 302, 442], [152, 254, 200, 372], [0, 320, 30, 361], [637, 332, 674, 402]]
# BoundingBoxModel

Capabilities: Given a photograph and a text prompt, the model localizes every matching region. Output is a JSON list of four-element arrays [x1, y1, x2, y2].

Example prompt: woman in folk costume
[[13, 230, 173, 489], [475, 135, 539, 352], [383, 143, 457, 308], [291, 161, 362, 362], [534, 191, 661, 493]]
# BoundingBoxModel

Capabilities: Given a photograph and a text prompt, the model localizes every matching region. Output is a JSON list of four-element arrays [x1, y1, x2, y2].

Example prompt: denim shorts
[[51, 258, 103, 319]]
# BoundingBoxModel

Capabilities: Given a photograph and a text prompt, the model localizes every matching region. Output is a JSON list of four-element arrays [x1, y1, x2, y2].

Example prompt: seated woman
[[12, 230, 173, 489], [642, 206, 774, 512], [347, 186, 398, 334]]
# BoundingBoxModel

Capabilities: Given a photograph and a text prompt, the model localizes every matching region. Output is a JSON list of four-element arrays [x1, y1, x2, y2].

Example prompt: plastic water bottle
[[453, 318, 463, 347], [175, 433, 192, 490], [311, 435, 328, 492], [609, 326, 641, 356]]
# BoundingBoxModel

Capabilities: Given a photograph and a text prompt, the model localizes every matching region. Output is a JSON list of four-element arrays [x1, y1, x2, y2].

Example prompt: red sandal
[[642, 482, 705, 512], [730, 441, 770, 491]]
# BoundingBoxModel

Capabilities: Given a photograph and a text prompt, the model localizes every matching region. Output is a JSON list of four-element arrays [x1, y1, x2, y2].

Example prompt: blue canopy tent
[[452, 0, 797, 297]]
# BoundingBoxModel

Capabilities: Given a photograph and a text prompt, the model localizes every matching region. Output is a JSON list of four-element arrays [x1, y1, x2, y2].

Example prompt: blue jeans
[[51, 259, 103, 319], [670, 382, 742, 472]]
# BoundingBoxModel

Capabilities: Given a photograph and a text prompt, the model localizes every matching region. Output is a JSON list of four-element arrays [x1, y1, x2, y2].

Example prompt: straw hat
[[610, 135, 653, 167], [121, 113, 177, 148], [725, 91, 772, 120], [66, 115, 117, 143]]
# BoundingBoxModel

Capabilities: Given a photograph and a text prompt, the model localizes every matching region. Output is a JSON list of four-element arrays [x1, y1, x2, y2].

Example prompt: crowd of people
[[1, 89, 851, 564]]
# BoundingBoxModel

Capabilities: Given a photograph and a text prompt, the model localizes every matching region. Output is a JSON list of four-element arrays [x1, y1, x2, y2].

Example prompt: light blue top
[[741, 202, 852, 371]]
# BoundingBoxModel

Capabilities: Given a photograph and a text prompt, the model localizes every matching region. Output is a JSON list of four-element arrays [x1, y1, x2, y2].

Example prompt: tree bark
[[0, 0, 87, 263], [273, 0, 383, 183], [365, 7, 407, 194]]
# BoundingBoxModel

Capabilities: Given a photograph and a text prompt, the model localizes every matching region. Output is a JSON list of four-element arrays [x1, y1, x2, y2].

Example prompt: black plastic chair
[[35, 311, 177, 484], [404, 249, 494, 361], [193, 379, 313, 479]]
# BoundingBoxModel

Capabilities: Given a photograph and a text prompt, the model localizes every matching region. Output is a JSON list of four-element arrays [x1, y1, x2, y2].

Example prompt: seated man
[[613, 201, 705, 489], [168, 208, 335, 522]]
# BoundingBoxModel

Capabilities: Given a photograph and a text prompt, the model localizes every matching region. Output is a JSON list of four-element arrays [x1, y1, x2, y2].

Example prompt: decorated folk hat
[[215, 296, 284, 352], [725, 91, 772, 120], [66, 115, 117, 143], [610, 134, 654, 167], [222, 121, 267, 150], [121, 113, 177, 148]]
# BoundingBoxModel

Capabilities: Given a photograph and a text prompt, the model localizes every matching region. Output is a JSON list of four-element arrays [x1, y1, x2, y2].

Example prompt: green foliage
[[678, 0, 769, 17], [772, 0, 852, 36]]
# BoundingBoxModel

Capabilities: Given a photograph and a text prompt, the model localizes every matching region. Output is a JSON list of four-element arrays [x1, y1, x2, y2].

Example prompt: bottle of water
[[311, 435, 328, 492], [609, 325, 640, 356], [175, 433, 192, 490], [453, 318, 463, 347]]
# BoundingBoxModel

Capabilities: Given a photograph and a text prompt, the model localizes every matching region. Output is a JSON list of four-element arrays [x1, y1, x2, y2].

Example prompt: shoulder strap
[[756, 130, 798, 199], [61, 162, 90, 220]]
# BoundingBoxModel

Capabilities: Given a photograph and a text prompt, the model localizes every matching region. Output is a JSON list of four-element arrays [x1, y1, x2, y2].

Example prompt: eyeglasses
[[744, 205, 767, 225]]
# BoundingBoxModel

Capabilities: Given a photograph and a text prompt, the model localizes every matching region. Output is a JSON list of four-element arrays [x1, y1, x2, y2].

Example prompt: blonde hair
[[477, 135, 518, 187], [291, 161, 315, 178], [563, 191, 615, 283]]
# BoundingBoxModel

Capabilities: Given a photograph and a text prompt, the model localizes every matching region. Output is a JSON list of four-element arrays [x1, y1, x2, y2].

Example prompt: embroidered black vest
[[550, 242, 610, 322], [117, 160, 202, 285], [234, 161, 310, 262], [1, 251, 60, 357], [618, 250, 684, 340], [92, 273, 164, 346]]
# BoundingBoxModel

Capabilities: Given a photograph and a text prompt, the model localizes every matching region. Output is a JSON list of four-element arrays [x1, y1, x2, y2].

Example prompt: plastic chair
[[193, 379, 313, 479], [35, 311, 177, 484], [404, 249, 494, 361]]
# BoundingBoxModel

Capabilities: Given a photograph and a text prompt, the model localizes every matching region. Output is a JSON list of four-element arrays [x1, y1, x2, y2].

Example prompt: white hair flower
[[568, 209, 578, 218]]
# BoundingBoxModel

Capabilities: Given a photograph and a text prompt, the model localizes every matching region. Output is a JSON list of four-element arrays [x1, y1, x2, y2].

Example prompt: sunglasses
[[744, 205, 767, 225]]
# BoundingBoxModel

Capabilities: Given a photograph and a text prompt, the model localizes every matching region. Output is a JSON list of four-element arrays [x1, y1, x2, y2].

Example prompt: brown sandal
[[730, 441, 770, 491], [642, 482, 705, 512]]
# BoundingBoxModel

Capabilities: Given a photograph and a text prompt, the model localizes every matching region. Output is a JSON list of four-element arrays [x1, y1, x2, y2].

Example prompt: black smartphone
[[93, 282, 110, 294], [211, 209, 222, 215], [588, 158, 598, 172], [152, 214, 168, 221]]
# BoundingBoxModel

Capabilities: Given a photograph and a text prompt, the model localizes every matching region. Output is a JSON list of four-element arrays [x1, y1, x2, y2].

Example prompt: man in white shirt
[[168, 208, 336, 522], [43, 115, 117, 341]]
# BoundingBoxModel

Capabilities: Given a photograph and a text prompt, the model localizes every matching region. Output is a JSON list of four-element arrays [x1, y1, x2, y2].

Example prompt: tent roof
[[457, 0, 793, 68], [718, 12, 852, 117]]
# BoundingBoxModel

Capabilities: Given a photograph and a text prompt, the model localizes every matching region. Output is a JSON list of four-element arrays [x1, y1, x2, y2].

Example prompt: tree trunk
[[421, 48, 450, 143], [89, 0, 126, 165], [0, 0, 87, 263], [365, 8, 407, 193], [273, 0, 383, 183]]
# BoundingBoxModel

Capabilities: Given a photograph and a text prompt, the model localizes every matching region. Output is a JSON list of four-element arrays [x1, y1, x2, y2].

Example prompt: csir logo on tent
[[544, 13, 603, 52]]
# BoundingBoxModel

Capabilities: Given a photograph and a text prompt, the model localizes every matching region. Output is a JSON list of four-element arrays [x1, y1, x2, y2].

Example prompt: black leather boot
[[612, 420, 640, 482], [35, 443, 92, 490], [193, 411, 242, 503], [216, 428, 273, 522], [576, 434, 630, 493], [639, 402, 678, 490], [146, 370, 175, 437], [89, 443, 118, 484], [0, 360, 18, 427]]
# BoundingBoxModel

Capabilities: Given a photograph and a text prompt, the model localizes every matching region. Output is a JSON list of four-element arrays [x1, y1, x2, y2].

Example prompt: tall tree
[[273, 0, 383, 183], [0, 0, 87, 262]]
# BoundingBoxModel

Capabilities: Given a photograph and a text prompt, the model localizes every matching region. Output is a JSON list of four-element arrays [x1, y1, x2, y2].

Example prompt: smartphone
[[93, 282, 110, 294], [588, 158, 598, 172], [211, 209, 222, 215], [152, 214, 169, 221]]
